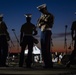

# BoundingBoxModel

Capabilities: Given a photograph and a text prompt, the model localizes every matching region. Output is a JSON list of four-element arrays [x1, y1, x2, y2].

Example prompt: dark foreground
[[0, 63, 76, 75]]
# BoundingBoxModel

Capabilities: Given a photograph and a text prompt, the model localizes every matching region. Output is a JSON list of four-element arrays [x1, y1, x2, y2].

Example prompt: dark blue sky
[[0, 0, 76, 52], [0, 0, 76, 34]]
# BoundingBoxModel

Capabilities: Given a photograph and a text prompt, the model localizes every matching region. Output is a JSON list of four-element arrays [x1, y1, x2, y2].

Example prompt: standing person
[[37, 4, 54, 68], [66, 21, 76, 67], [19, 14, 38, 68], [0, 14, 10, 67]]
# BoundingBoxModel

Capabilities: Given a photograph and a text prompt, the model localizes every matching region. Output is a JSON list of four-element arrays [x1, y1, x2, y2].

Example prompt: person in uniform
[[0, 14, 10, 67], [19, 14, 38, 68], [66, 21, 76, 67], [37, 4, 54, 68]]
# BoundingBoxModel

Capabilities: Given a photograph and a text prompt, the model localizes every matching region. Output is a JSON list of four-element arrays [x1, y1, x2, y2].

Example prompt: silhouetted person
[[37, 4, 54, 68], [66, 21, 76, 67], [0, 14, 10, 67], [19, 14, 38, 68]]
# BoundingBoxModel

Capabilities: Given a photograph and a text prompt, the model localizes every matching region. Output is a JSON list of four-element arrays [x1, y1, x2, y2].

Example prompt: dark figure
[[0, 14, 10, 67], [66, 21, 76, 67], [37, 4, 54, 68], [19, 14, 38, 68]]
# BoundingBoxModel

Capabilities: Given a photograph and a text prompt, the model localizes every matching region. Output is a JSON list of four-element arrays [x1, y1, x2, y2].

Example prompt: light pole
[[12, 29, 20, 56], [64, 25, 68, 54], [12, 29, 20, 44]]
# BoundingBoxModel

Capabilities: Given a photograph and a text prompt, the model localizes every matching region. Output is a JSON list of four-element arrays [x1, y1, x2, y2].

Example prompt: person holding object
[[0, 14, 10, 67], [37, 4, 54, 68], [19, 14, 38, 68]]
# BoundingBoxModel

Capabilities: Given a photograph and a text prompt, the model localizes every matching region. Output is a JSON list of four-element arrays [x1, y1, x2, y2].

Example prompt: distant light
[[24, 46, 41, 54]]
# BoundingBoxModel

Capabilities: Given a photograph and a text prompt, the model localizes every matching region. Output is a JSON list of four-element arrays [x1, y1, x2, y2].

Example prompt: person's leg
[[43, 31, 53, 68], [45, 31, 53, 67], [26, 37, 33, 68], [0, 47, 2, 66], [19, 46, 25, 67], [41, 31, 53, 68], [66, 39, 76, 67], [2, 44, 8, 66], [40, 31, 46, 65]]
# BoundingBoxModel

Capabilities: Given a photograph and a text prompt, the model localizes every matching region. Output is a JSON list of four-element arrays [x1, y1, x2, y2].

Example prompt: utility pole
[[64, 25, 68, 54]]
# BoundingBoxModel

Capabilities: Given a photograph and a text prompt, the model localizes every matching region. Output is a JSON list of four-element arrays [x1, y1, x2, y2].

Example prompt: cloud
[[52, 32, 71, 38]]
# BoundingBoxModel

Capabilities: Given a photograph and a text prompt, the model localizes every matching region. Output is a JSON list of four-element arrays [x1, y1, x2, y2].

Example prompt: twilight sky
[[0, 0, 76, 53]]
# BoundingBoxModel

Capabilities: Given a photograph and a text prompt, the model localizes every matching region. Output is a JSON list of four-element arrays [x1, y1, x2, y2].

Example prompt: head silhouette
[[0, 14, 3, 21], [26, 17, 31, 22], [24, 14, 32, 22]]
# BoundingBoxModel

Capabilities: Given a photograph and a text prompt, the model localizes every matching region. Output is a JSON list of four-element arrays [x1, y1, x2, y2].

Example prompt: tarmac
[[0, 63, 76, 75]]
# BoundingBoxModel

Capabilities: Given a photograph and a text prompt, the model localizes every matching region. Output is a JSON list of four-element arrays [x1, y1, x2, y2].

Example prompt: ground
[[0, 63, 76, 75]]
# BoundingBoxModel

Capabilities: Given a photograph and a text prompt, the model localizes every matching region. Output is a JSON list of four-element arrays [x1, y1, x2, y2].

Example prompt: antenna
[[64, 25, 68, 54]]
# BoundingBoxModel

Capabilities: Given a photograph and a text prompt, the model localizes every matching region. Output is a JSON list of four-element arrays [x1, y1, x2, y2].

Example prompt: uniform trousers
[[40, 30, 53, 67], [0, 35, 8, 66], [69, 37, 76, 64], [19, 36, 33, 67]]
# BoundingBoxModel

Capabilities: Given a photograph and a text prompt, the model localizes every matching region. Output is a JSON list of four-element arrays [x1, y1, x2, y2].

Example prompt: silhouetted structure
[[19, 14, 38, 68], [0, 14, 10, 67], [66, 21, 76, 67], [37, 4, 54, 68], [64, 25, 68, 54]]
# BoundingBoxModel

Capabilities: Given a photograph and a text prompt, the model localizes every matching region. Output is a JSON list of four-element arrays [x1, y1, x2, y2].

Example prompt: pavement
[[0, 63, 76, 75]]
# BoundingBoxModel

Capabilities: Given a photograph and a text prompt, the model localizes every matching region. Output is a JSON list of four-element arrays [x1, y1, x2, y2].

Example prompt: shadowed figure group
[[0, 3, 76, 69], [19, 4, 54, 68], [0, 4, 54, 69]]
